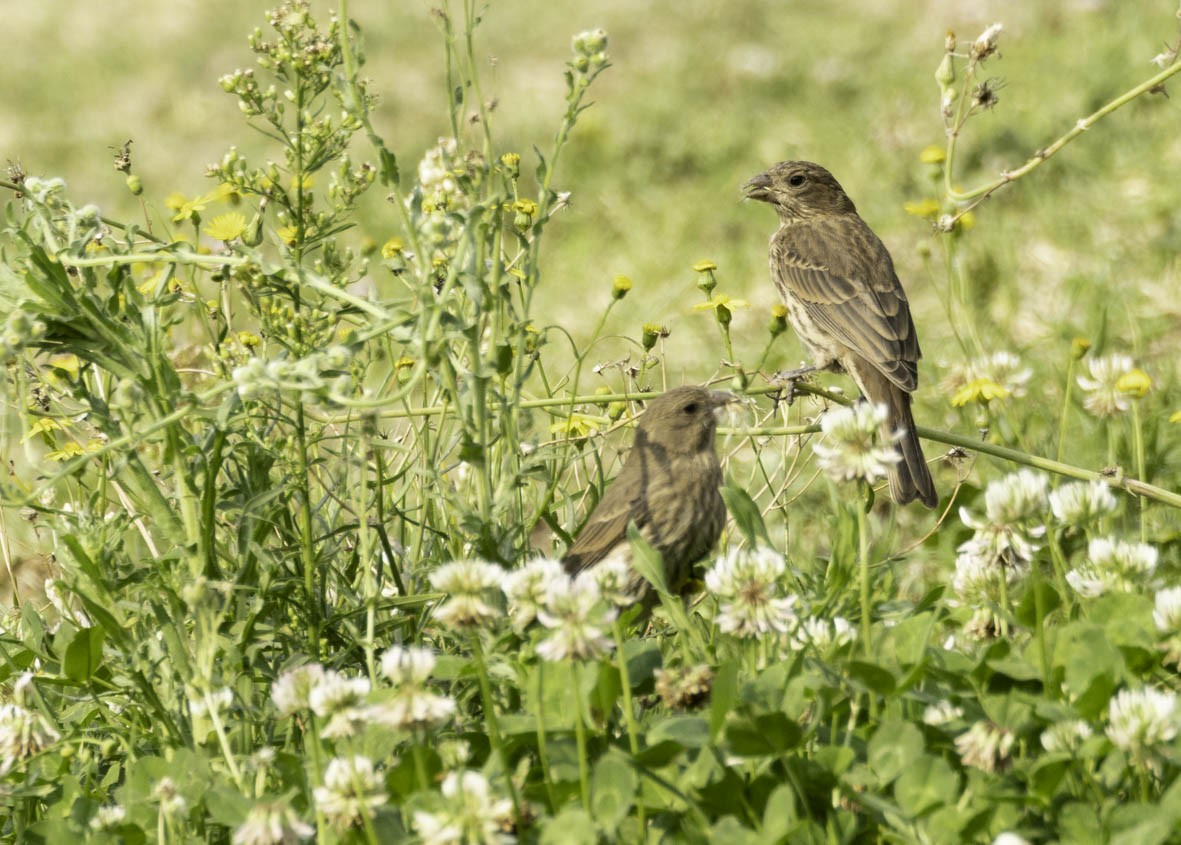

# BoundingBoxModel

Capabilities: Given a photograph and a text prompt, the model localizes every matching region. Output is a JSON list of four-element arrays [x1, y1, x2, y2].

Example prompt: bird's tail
[[854, 365, 938, 508]]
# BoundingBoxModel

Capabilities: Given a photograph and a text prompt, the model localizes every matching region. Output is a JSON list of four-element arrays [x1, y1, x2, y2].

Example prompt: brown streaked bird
[[562, 386, 734, 603], [744, 160, 937, 508]]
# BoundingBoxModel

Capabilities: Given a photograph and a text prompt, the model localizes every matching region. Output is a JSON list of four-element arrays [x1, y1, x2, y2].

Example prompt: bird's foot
[[767, 365, 817, 405]]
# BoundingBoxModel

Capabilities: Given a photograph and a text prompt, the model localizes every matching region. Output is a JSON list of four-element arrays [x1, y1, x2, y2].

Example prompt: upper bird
[[562, 385, 733, 604], [744, 160, 937, 508]]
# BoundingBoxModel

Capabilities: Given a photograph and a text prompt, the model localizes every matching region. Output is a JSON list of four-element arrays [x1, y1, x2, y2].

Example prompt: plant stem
[[572, 660, 592, 814], [470, 633, 522, 818]]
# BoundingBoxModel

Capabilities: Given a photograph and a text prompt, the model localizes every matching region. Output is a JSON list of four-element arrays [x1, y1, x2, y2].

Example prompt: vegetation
[[1, 1, 1179, 842]]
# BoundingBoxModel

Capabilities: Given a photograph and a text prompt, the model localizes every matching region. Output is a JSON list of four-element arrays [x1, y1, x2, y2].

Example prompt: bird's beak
[[743, 171, 772, 202], [708, 390, 738, 415]]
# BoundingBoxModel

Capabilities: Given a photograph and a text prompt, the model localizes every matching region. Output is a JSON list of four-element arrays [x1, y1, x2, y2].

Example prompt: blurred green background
[[6, 0, 1180, 426]]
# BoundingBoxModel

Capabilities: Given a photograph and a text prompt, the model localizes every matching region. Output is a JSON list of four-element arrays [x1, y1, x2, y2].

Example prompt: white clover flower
[[232, 801, 314, 845], [502, 558, 565, 629], [922, 700, 964, 726], [1077, 354, 1135, 417], [272, 663, 325, 716], [412, 770, 515, 845], [89, 804, 127, 831], [981, 470, 1049, 525], [1040, 719, 1092, 753], [812, 403, 900, 485], [705, 546, 798, 638], [1049, 480, 1117, 526], [308, 671, 371, 739], [372, 646, 455, 732], [588, 557, 635, 608], [189, 686, 233, 719], [1106, 687, 1178, 754], [152, 777, 188, 818], [954, 721, 1014, 773], [315, 756, 387, 829], [0, 702, 61, 777], [430, 559, 505, 629], [1066, 536, 1158, 597], [792, 616, 854, 651], [536, 574, 615, 661], [1154, 587, 1181, 633]]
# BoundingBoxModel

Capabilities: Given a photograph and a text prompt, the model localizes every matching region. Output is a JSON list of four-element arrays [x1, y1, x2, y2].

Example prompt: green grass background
[[6, 0, 1180, 480]]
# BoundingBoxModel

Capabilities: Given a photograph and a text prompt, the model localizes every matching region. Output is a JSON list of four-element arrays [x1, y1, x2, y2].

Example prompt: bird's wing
[[561, 480, 649, 575], [774, 216, 920, 391]]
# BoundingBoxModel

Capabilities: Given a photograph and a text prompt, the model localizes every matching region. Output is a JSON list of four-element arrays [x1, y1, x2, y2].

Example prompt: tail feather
[[850, 361, 938, 508]]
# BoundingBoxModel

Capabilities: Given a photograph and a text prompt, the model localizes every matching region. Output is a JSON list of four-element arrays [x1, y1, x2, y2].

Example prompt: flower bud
[[611, 275, 632, 300], [641, 322, 668, 351], [1071, 338, 1092, 360], [768, 303, 788, 337], [125, 174, 143, 196]]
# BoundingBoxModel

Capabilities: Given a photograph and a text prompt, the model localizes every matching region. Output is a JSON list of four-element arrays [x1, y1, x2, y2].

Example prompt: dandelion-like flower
[[1077, 354, 1138, 418], [502, 558, 565, 629], [1066, 536, 1158, 597], [1106, 687, 1178, 755], [372, 646, 455, 732], [812, 403, 900, 485], [943, 351, 1031, 406], [233, 801, 314, 845], [1049, 480, 1117, 526], [536, 574, 615, 661], [704, 546, 798, 638], [1153, 587, 1181, 633], [272, 663, 325, 717], [1040, 719, 1092, 753], [429, 559, 505, 629], [922, 701, 963, 726], [0, 702, 61, 777], [314, 756, 387, 829], [412, 769, 516, 845], [971, 22, 1004, 61], [308, 671, 371, 739], [954, 721, 1014, 773]]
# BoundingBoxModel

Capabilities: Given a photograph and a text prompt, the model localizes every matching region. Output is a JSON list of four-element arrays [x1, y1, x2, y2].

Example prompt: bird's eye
[[682, 402, 699, 415], [787, 173, 806, 187]]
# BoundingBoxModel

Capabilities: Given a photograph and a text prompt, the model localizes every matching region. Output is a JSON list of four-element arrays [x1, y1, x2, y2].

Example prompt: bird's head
[[743, 160, 857, 222], [635, 386, 735, 455]]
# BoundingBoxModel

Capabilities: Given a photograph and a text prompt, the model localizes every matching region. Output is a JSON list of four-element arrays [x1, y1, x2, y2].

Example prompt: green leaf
[[724, 712, 802, 756], [627, 525, 669, 595], [1014, 579, 1061, 627], [846, 660, 897, 694], [61, 625, 105, 682], [868, 720, 924, 784], [893, 755, 959, 817], [1055, 621, 1122, 719], [709, 660, 740, 740], [647, 715, 710, 749], [720, 483, 771, 546], [540, 807, 597, 845], [591, 752, 637, 834]]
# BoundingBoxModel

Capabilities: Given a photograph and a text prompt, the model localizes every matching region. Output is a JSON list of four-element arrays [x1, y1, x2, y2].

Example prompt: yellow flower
[[612, 275, 632, 299], [237, 331, 262, 349], [692, 259, 718, 273], [957, 211, 976, 230], [164, 192, 188, 212], [1071, 338, 1092, 360], [276, 225, 298, 245], [48, 353, 81, 380], [203, 212, 248, 242], [693, 294, 749, 312], [170, 192, 213, 223], [904, 199, 940, 218], [1170, 410, 1181, 424], [381, 237, 404, 258], [46, 442, 87, 461], [951, 377, 1009, 407], [549, 414, 599, 439], [920, 146, 947, 164], [512, 199, 538, 216], [394, 356, 415, 371], [1116, 368, 1152, 398], [22, 418, 65, 442]]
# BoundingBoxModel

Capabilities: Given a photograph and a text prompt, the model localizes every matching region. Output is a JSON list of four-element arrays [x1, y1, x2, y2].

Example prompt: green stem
[[1056, 356, 1077, 465], [572, 660, 592, 814], [533, 662, 559, 811], [1130, 402, 1148, 542], [470, 634, 522, 818]]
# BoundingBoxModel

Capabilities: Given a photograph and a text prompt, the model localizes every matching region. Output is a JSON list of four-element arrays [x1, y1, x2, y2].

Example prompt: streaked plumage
[[562, 386, 733, 602], [744, 160, 937, 508]]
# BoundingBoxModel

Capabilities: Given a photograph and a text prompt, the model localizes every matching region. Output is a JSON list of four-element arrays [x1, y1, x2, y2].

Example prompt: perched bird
[[562, 386, 733, 603], [744, 160, 937, 508]]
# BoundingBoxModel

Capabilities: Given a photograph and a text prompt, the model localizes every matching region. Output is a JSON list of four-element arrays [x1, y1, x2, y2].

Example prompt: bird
[[562, 386, 734, 604], [744, 160, 937, 508]]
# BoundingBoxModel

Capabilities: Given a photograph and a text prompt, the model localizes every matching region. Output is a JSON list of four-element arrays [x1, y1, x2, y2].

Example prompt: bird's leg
[[767, 365, 818, 405]]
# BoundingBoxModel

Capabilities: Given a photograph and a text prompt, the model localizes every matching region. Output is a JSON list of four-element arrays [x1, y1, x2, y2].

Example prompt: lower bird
[[744, 160, 937, 508], [562, 386, 733, 603]]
